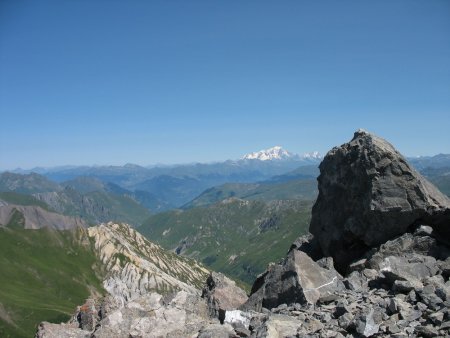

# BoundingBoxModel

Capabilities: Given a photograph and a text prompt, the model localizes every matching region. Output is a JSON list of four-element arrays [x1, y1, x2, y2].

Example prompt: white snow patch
[[224, 310, 252, 327]]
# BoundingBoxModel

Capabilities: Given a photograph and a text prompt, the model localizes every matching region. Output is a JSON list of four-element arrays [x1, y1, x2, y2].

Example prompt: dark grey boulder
[[438, 257, 450, 278], [366, 232, 443, 270], [344, 271, 368, 291], [414, 325, 440, 337], [242, 250, 344, 311], [310, 129, 450, 271], [379, 255, 437, 288]]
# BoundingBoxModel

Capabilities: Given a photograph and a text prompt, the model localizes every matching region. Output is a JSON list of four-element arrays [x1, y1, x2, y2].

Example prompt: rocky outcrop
[[87, 222, 210, 303], [36, 278, 252, 338], [310, 129, 450, 271], [0, 204, 87, 229], [36, 291, 213, 338], [243, 250, 344, 311], [202, 272, 248, 320]]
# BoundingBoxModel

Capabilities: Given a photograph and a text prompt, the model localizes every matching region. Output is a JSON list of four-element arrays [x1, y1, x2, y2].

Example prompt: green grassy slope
[[184, 178, 318, 208], [0, 191, 52, 211], [140, 199, 312, 286], [421, 167, 450, 197], [32, 187, 151, 227], [74, 189, 152, 225], [0, 217, 104, 338]]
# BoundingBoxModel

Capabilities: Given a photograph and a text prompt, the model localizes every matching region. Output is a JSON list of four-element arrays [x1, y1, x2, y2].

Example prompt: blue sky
[[1, 0, 449, 169]]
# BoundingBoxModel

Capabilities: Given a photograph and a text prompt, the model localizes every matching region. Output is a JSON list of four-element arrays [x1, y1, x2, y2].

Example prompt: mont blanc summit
[[243, 146, 293, 161], [242, 146, 321, 162]]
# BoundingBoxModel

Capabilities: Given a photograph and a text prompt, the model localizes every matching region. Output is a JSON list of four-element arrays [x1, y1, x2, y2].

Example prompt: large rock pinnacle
[[310, 129, 450, 271]]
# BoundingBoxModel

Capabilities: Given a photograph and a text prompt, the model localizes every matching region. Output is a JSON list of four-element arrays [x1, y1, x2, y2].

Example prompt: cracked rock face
[[242, 249, 344, 311], [310, 129, 450, 271]]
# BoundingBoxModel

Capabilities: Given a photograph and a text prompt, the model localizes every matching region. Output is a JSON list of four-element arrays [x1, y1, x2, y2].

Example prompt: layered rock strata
[[87, 222, 209, 303]]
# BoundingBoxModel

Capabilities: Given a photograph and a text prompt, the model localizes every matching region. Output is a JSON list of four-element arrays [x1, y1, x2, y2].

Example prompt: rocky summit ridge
[[36, 130, 450, 337]]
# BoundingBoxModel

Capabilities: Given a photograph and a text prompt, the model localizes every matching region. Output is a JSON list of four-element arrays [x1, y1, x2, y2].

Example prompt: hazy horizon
[[2, 145, 449, 172], [1, 1, 449, 169]]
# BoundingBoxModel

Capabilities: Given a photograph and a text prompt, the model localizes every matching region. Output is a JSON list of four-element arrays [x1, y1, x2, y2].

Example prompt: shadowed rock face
[[310, 129, 450, 271]]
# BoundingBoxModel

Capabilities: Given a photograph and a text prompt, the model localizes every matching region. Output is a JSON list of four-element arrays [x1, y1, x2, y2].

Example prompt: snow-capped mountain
[[302, 151, 321, 160], [242, 146, 322, 161], [243, 146, 293, 161]]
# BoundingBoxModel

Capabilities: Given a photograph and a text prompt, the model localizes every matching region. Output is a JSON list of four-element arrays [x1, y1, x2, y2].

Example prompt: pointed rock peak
[[353, 128, 370, 137], [350, 128, 381, 144], [310, 131, 450, 272], [331, 129, 399, 162]]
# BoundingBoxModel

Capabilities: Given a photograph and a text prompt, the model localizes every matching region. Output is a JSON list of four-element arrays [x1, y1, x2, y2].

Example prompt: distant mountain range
[[0, 173, 151, 226], [1, 151, 449, 216], [183, 165, 320, 209], [408, 153, 450, 170], [5, 146, 323, 209], [10, 146, 321, 174], [242, 146, 321, 161]]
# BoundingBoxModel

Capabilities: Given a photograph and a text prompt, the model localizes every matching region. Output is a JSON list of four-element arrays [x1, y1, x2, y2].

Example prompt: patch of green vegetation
[[184, 178, 317, 208], [5, 208, 26, 229], [0, 226, 104, 338], [113, 252, 131, 268], [419, 167, 450, 197], [202, 255, 218, 266], [0, 192, 52, 211], [430, 176, 450, 197], [140, 199, 312, 286], [87, 191, 151, 225], [35, 187, 151, 227]]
